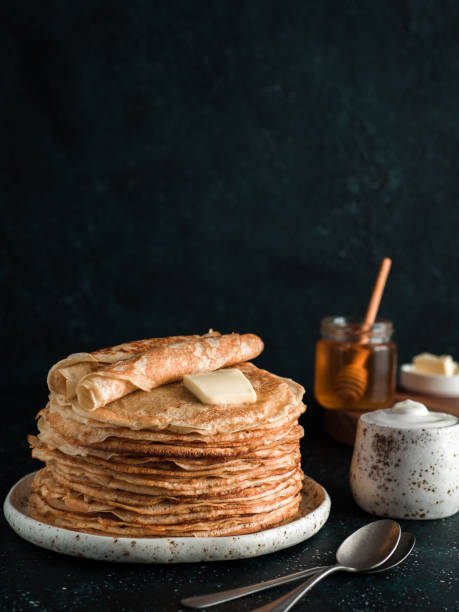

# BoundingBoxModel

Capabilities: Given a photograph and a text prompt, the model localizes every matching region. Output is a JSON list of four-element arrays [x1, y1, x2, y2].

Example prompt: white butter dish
[[400, 363, 459, 397]]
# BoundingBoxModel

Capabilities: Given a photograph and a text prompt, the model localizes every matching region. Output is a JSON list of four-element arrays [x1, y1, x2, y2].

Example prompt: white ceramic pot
[[350, 400, 459, 519]]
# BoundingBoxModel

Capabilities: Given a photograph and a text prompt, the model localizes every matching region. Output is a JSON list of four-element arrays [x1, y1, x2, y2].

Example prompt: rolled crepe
[[48, 334, 217, 400], [76, 333, 264, 411]]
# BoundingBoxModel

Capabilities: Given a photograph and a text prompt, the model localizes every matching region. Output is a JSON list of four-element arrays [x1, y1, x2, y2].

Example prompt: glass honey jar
[[314, 316, 397, 411]]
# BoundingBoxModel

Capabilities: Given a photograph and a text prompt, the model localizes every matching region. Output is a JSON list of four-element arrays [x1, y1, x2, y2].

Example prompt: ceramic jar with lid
[[350, 400, 459, 519]]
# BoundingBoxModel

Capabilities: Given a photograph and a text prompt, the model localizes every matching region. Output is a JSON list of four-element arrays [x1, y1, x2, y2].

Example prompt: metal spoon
[[181, 531, 414, 609], [248, 519, 401, 612]]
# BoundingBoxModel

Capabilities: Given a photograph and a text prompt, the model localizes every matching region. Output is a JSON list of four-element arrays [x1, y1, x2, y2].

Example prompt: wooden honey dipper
[[334, 257, 392, 403]]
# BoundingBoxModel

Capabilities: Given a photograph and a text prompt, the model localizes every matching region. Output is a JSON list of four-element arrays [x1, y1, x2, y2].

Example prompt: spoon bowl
[[368, 532, 415, 573], [337, 518, 401, 570]]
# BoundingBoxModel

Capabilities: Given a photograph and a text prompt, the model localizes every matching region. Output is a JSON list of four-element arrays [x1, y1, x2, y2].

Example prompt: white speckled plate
[[4, 472, 330, 563]]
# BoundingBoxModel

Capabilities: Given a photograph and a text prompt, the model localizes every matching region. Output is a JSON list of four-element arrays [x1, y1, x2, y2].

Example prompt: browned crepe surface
[[75, 333, 264, 411], [65, 363, 304, 434], [47, 333, 212, 399]]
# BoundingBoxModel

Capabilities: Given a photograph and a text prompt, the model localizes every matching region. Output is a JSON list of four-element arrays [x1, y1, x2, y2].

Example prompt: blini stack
[[28, 335, 306, 537]]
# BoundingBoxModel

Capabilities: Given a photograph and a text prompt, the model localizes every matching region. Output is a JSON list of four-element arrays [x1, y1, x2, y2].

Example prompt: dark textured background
[[3, 1, 459, 393], [2, 4, 459, 610]]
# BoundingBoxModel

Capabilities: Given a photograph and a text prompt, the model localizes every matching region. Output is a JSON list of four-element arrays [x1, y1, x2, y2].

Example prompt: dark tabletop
[[1, 391, 458, 612]]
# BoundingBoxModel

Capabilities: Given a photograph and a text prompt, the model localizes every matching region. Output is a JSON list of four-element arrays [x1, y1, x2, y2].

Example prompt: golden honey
[[314, 317, 397, 411]]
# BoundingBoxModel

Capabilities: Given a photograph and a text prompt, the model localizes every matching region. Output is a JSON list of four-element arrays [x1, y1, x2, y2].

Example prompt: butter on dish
[[401, 352, 459, 397], [412, 352, 458, 376]]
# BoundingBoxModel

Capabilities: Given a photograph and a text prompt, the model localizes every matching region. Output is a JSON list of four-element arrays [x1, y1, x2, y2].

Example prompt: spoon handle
[[181, 566, 327, 609], [249, 565, 344, 612]]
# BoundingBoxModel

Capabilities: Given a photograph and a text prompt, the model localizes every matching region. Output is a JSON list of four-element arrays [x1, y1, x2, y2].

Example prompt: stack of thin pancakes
[[28, 332, 306, 537]]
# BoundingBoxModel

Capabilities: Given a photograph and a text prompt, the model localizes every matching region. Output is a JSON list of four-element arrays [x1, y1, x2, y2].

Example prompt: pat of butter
[[412, 352, 458, 376], [183, 369, 257, 405]]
